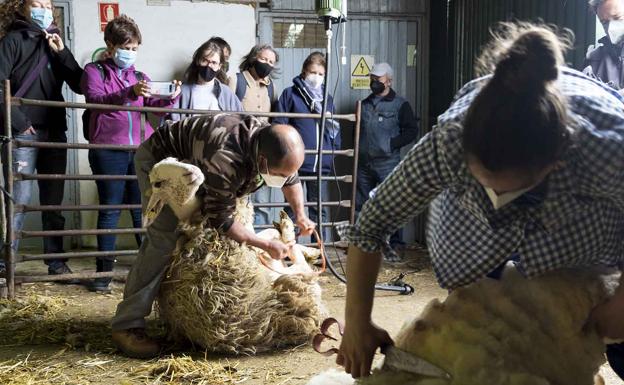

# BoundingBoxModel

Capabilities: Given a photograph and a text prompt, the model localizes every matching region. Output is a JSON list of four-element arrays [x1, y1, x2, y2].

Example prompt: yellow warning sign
[[352, 57, 371, 76], [350, 55, 374, 89]]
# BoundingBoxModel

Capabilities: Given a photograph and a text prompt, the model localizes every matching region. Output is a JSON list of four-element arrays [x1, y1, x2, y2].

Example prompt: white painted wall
[[71, 0, 256, 247]]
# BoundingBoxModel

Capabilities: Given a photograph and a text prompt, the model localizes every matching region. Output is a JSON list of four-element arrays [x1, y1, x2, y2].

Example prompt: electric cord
[[317, 15, 413, 295]]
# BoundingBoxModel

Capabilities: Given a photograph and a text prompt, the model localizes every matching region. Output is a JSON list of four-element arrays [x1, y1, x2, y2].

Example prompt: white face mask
[[483, 185, 535, 210], [604, 20, 624, 46], [305, 73, 324, 89], [260, 160, 288, 188]]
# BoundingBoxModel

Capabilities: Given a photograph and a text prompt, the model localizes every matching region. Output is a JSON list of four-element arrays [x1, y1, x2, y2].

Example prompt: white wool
[[307, 369, 355, 385], [312, 267, 620, 385]]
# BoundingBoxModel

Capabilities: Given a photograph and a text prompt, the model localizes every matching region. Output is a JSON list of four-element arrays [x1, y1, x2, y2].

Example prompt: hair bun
[[494, 29, 563, 93]]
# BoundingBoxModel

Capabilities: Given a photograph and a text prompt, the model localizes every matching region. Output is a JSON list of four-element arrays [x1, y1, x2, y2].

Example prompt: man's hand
[[336, 319, 393, 378], [264, 239, 295, 260], [46, 33, 64, 53], [588, 293, 624, 340], [133, 80, 151, 98], [296, 215, 316, 237]]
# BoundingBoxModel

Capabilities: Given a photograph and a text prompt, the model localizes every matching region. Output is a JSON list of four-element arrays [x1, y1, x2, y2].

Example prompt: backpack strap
[[235, 72, 247, 101], [14, 54, 50, 98]]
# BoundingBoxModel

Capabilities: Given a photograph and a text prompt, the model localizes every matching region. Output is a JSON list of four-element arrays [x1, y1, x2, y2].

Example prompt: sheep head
[[144, 157, 205, 227]]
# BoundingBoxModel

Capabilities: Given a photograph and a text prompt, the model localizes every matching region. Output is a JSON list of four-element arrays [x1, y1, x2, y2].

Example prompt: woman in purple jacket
[[80, 14, 180, 292]]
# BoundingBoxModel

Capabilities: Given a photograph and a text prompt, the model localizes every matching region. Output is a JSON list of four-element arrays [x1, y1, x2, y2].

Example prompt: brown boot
[[112, 328, 160, 358]]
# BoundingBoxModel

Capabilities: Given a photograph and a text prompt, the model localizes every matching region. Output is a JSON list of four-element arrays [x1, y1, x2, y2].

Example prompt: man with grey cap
[[356, 62, 419, 262]]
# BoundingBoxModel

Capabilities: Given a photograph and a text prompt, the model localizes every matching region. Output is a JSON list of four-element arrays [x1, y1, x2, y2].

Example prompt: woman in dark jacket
[[274, 51, 341, 241], [0, 0, 83, 279]]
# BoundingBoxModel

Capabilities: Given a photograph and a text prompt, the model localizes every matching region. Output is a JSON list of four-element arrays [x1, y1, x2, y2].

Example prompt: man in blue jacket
[[357, 62, 419, 262]]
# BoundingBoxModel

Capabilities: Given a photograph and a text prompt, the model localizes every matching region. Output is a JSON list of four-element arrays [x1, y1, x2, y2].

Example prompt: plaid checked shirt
[[340, 67, 624, 289]]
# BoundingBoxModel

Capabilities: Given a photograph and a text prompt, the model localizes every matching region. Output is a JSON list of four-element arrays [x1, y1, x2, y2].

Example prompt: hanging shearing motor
[[315, 0, 347, 23]]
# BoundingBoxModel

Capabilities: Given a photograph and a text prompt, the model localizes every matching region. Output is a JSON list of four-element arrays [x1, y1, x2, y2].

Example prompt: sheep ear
[[143, 192, 166, 227]]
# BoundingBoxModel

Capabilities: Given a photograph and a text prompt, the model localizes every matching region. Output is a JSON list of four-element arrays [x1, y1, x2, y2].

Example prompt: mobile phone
[[148, 81, 175, 99]]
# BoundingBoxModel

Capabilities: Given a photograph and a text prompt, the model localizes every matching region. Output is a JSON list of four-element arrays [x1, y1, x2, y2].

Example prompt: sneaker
[[112, 328, 160, 359], [48, 262, 80, 284]]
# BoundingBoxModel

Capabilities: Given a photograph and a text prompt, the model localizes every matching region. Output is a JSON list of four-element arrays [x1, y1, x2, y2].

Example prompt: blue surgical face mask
[[113, 48, 138, 69], [30, 7, 54, 30]]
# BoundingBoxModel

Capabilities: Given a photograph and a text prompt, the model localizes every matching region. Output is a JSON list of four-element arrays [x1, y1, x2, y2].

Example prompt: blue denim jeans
[[285, 172, 331, 242], [1, 129, 67, 268], [88, 149, 142, 260], [355, 155, 403, 247]]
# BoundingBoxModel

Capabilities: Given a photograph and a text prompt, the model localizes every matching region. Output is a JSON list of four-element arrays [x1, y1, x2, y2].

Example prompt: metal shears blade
[[313, 317, 451, 380], [381, 345, 452, 380]]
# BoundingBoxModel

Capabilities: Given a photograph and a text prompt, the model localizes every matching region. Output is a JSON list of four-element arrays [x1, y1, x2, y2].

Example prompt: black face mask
[[254, 61, 274, 79], [370, 79, 385, 95], [199, 66, 217, 82], [222, 62, 230, 73]]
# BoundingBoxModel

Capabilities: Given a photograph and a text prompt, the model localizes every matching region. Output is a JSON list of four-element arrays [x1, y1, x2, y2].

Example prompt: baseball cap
[[370, 62, 393, 77]]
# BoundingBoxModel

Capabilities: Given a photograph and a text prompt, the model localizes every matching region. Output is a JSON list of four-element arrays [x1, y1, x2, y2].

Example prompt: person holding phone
[[80, 14, 181, 293]]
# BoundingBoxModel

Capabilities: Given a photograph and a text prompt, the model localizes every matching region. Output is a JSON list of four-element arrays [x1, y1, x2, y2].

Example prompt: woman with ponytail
[[334, 22, 624, 379]]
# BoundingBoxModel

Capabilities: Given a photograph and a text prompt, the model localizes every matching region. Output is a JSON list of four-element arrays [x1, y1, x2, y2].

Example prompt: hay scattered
[[0, 350, 122, 385], [132, 354, 257, 384], [158, 199, 322, 355], [0, 292, 164, 353], [0, 294, 114, 352]]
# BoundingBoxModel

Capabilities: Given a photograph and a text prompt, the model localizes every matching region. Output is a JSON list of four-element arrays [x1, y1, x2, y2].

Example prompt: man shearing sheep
[[111, 113, 315, 358]]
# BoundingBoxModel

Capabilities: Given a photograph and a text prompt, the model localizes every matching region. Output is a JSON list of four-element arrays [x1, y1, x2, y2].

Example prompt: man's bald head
[[257, 124, 305, 177]]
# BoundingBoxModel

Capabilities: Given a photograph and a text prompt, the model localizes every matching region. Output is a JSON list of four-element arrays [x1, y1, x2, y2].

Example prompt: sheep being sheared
[[308, 267, 621, 385], [146, 157, 324, 354]]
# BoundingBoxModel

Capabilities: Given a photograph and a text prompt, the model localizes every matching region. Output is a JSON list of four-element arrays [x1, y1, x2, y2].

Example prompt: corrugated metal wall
[[448, 0, 596, 91], [270, 0, 426, 14], [260, 1, 430, 245]]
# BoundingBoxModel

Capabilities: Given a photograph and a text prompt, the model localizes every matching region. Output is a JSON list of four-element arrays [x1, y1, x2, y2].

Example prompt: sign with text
[[350, 55, 374, 89]]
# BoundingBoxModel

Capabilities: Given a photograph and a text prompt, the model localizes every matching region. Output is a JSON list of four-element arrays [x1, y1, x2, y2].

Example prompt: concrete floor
[[1, 249, 621, 384]]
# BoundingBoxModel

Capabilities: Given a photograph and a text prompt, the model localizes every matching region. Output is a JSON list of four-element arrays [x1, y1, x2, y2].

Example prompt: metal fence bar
[[253, 200, 351, 208], [3, 90, 360, 298], [17, 174, 352, 182], [15, 271, 127, 283], [351, 101, 362, 224], [18, 204, 142, 212], [3, 80, 14, 298], [14, 140, 355, 156], [15, 140, 138, 151], [140, 112, 146, 143], [17, 174, 137, 181], [254, 220, 349, 229], [20, 228, 145, 238], [19, 201, 351, 212], [13, 98, 357, 121], [21, 250, 138, 261]]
